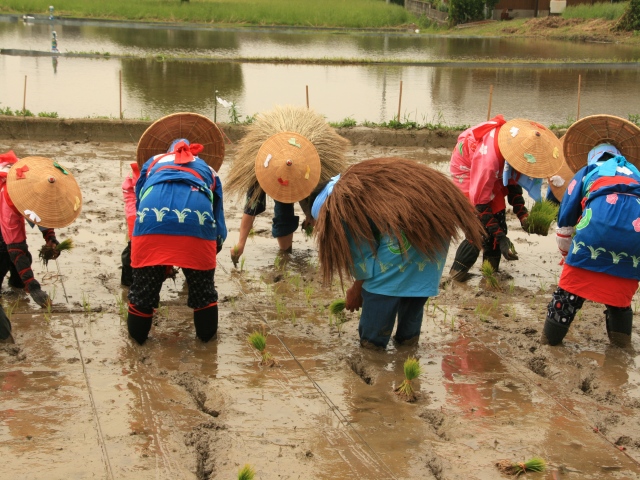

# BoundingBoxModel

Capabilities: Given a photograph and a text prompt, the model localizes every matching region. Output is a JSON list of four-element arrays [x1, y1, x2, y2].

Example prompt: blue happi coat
[[133, 152, 226, 246], [559, 155, 640, 280]]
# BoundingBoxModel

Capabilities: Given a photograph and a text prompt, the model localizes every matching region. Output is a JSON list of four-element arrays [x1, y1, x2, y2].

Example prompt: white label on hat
[[263, 154, 272, 168], [24, 209, 41, 223], [510, 127, 519, 137]]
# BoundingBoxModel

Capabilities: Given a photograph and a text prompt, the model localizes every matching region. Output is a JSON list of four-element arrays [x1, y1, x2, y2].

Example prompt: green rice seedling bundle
[[248, 331, 277, 367], [394, 357, 421, 402], [496, 456, 546, 476], [303, 223, 314, 239], [231, 245, 241, 268], [329, 298, 346, 316], [481, 260, 500, 291], [527, 200, 559, 236], [39, 238, 74, 267], [238, 464, 255, 480]]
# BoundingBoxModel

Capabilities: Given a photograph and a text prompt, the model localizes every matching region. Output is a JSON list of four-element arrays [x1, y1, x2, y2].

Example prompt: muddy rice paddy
[[1, 136, 640, 479]]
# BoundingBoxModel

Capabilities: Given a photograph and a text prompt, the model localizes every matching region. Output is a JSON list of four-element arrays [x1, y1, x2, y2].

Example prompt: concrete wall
[[405, 0, 449, 24]]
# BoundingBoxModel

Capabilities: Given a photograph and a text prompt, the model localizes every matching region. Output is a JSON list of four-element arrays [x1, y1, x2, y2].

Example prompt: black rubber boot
[[482, 252, 501, 272], [449, 240, 480, 282], [0, 306, 13, 343], [127, 305, 153, 345], [121, 242, 133, 287], [605, 307, 633, 348], [540, 319, 569, 346], [193, 304, 218, 342]]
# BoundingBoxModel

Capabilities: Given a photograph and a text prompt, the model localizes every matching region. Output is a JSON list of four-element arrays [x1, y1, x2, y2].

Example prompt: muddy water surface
[[1, 138, 640, 479]]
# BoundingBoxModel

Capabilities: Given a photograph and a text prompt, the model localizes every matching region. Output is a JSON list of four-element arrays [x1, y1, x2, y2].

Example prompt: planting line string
[[218, 261, 398, 480], [469, 333, 640, 468], [68, 314, 115, 479]]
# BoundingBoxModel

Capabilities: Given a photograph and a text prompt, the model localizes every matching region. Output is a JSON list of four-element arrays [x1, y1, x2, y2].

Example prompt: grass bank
[[1, 0, 418, 29]]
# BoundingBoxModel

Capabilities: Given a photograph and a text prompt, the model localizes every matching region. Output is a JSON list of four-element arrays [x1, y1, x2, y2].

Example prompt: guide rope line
[[219, 260, 399, 480], [470, 333, 640, 468], [68, 314, 115, 479]]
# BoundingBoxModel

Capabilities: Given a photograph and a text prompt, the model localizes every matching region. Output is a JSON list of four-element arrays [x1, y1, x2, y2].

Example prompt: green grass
[[527, 200, 559, 236], [1, 0, 418, 29], [562, 2, 627, 20]]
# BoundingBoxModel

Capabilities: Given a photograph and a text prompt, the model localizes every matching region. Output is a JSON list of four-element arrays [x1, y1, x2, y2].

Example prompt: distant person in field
[[541, 115, 640, 348], [310, 157, 485, 350], [448, 116, 564, 281], [51, 31, 59, 53]]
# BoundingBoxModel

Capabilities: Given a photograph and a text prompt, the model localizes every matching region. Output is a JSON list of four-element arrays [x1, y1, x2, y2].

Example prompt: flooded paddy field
[[1, 137, 640, 479]]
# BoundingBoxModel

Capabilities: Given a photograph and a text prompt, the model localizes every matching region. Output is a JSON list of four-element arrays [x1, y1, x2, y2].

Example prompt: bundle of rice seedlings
[[496, 457, 546, 476], [38, 238, 74, 267], [481, 260, 500, 291], [231, 245, 241, 268], [303, 223, 314, 239], [526, 200, 559, 236], [394, 357, 421, 402], [224, 105, 349, 207], [329, 298, 346, 316], [248, 331, 277, 367], [238, 464, 255, 480]]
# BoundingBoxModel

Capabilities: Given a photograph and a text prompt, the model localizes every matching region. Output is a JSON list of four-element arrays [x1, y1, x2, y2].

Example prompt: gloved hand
[[30, 287, 51, 308], [230, 244, 244, 267], [498, 235, 518, 261], [216, 236, 223, 255], [520, 214, 530, 233]]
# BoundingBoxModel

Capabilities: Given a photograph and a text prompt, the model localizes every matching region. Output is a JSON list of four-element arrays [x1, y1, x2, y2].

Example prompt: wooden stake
[[306, 85, 309, 108], [577, 74, 581, 121], [119, 70, 123, 120], [397, 80, 403, 121], [22, 75, 27, 113], [487, 84, 494, 121]]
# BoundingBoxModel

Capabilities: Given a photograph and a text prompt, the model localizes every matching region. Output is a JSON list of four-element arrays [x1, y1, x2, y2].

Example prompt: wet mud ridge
[[0, 138, 639, 479]]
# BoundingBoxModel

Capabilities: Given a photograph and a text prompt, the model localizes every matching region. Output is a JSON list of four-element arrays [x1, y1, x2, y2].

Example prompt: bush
[[563, 1, 627, 20], [616, 0, 640, 30], [448, 0, 484, 26], [14, 109, 34, 117], [38, 111, 59, 118]]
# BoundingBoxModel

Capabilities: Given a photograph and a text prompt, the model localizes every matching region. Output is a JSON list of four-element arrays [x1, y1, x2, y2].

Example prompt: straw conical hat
[[6, 156, 82, 228], [547, 135, 575, 202], [498, 119, 564, 179], [563, 114, 640, 172], [255, 132, 321, 203], [136, 112, 225, 171]]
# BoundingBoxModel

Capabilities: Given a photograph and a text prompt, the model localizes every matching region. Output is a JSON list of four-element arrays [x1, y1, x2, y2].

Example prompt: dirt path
[[1, 138, 640, 479]]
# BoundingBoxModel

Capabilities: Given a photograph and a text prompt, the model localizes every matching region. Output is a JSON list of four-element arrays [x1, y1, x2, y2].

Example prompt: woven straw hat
[[136, 112, 225, 171], [255, 132, 321, 203], [497, 119, 564, 179], [6, 156, 82, 228], [563, 114, 640, 172], [547, 135, 575, 202]]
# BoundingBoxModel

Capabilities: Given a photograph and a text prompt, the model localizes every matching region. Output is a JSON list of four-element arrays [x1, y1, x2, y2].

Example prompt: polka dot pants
[[546, 287, 585, 327]]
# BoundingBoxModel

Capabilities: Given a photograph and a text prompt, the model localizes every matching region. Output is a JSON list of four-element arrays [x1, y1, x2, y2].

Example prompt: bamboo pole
[[306, 85, 309, 108], [397, 80, 403, 121], [214, 89, 218, 122], [576, 74, 582, 121], [22, 75, 27, 113], [119, 70, 123, 120], [487, 84, 494, 121]]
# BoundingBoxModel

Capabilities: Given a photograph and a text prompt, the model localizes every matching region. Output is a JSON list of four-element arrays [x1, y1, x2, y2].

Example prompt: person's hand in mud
[[346, 280, 364, 312], [498, 235, 518, 261], [519, 213, 529, 233], [230, 244, 243, 267], [29, 287, 51, 309]]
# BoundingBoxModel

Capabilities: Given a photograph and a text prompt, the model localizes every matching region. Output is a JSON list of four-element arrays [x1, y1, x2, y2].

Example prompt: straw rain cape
[[225, 105, 349, 206], [314, 158, 486, 285]]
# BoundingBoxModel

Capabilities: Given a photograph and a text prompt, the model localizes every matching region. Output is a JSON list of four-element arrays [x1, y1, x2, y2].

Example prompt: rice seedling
[[240, 256, 246, 272], [231, 245, 241, 267], [4, 299, 19, 320], [39, 238, 74, 267], [495, 456, 546, 476], [238, 464, 255, 480], [289, 273, 301, 291], [275, 296, 286, 318], [481, 260, 500, 290], [115, 294, 127, 322], [304, 284, 314, 305], [527, 200, 559, 236], [248, 330, 277, 367], [394, 357, 421, 402], [81, 292, 92, 315], [329, 298, 346, 316], [290, 309, 297, 325], [303, 223, 314, 239], [508, 279, 516, 295], [538, 278, 548, 294]]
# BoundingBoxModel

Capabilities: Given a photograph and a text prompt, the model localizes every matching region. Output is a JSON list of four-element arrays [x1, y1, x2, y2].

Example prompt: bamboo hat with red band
[[6, 156, 82, 228], [136, 112, 225, 171], [255, 132, 321, 203]]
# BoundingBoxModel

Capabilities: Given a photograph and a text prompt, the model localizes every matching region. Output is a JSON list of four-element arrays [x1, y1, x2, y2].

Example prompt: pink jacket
[[450, 116, 508, 213], [122, 162, 140, 238]]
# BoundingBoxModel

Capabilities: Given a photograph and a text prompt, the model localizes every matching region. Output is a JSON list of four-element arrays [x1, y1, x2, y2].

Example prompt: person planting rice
[[224, 105, 348, 262], [127, 113, 227, 345], [448, 116, 564, 281], [120, 161, 140, 287], [0, 152, 82, 310], [310, 157, 485, 350], [541, 114, 640, 348]]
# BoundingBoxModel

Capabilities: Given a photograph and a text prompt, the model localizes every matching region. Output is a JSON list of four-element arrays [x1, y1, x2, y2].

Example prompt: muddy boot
[[127, 305, 153, 345], [605, 307, 633, 348], [540, 319, 569, 346], [449, 240, 480, 282], [0, 306, 13, 343], [193, 304, 218, 342]]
